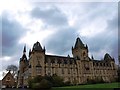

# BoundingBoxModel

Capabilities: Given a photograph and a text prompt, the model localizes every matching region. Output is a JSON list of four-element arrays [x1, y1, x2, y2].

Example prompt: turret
[[72, 37, 89, 60], [32, 41, 45, 53], [104, 53, 114, 62], [85, 44, 88, 52], [74, 37, 84, 49], [29, 49, 31, 57], [30, 41, 46, 76], [91, 55, 94, 60], [20, 45, 27, 61], [19, 45, 28, 86], [23, 45, 26, 54]]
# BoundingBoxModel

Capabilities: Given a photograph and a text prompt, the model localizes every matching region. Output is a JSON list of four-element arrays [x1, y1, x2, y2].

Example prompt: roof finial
[[23, 44, 26, 54]]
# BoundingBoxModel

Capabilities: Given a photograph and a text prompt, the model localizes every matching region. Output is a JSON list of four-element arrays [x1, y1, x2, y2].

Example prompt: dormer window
[[83, 52, 86, 57]]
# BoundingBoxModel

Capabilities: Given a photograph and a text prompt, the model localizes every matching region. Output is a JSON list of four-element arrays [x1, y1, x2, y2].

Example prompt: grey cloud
[[85, 15, 118, 63], [2, 12, 26, 56], [118, 2, 120, 56], [106, 15, 118, 63], [44, 27, 77, 55], [30, 5, 77, 56], [31, 6, 68, 27]]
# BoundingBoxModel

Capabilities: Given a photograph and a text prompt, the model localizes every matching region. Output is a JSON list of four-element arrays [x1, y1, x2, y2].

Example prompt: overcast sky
[[0, 0, 119, 80]]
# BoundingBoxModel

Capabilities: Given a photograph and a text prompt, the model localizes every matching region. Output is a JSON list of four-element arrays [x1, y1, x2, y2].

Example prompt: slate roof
[[32, 41, 43, 51], [45, 55, 76, 64], [74, 37, 85, 48]]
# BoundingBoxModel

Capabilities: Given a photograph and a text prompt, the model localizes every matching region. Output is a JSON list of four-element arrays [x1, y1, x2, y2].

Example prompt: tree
[[52, 74, 64, 87], [6, 65, 18, 76], [28, 75, 65, 89]]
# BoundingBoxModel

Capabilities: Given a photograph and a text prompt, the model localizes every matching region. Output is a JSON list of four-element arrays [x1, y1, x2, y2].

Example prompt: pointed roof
[[32, 41, 43, 51], [21, 54, 27, 61], [104, 53, 112, 60], [2, 71, 15, 81], [91, 55, 94, 60], [29, 49, 31, 57], [23, 45, 26, 53], [74, 37, 84, 48]]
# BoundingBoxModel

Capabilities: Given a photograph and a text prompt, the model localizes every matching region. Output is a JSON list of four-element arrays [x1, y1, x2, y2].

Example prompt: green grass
[[51, 82, 120, 90]]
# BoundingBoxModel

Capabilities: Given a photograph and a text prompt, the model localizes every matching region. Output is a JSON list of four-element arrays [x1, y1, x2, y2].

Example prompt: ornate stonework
[[18, 37, 118, 87]]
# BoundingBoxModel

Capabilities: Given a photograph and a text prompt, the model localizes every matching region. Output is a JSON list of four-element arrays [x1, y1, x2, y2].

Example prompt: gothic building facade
[[17, 37, 118, 87]]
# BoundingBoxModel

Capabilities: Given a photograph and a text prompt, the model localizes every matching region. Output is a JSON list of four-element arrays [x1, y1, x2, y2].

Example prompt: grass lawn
[[51, 82, 120, 90]]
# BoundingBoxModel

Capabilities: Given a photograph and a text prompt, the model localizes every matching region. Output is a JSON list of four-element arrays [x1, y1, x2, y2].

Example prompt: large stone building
[[18, 37, 118, 87]]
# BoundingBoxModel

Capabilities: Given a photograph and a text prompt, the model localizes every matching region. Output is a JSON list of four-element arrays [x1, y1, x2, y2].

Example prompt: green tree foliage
[[39, 79, 52, 89], [28, 74, 69, 89], [87, 77, 105, 84], [52, 74, 64, 87]]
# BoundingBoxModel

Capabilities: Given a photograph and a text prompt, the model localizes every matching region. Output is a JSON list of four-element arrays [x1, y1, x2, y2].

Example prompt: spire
[[74, 37, 84, 48], [23, 45, 26, 54], [43, 46, 46, 51], [91, 55, 94, 60], [20, 45, 27, 61], [67, 54, 70, 57], [86, 44, 88, 52], [72, 46, 74, 50], [86, 44, 88, 49], [29, 49, 31, 57]]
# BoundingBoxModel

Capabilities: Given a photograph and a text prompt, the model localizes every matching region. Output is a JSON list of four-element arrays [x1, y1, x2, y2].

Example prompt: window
[[112, 63, 114, 68], [48, 59, 51, 66], [6, 77, 10, 81], [68, 68, 70, 74], [83, 52, 86, 57], [36, 66, 42, 74], [97, 63, 99, 66], [62, 68, 64, 74], [55, 68, 58, 74]]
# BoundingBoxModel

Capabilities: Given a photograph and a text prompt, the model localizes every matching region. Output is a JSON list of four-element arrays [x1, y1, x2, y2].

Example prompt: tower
[[72, 37, 88, 60], [18, 45, 28, 87], [29, 41, 46, 77]]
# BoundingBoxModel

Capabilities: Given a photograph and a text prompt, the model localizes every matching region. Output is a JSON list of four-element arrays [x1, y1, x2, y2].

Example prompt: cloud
[[1, 2, 118, 78], [30, 5, 78, 56], [29, 2, 118, 64], [2, 12, 26, 56], [44, 27, 77, 56], [106, 14, 118, 63], [30, 6, 68, 27], [83, 11, 118, 62]]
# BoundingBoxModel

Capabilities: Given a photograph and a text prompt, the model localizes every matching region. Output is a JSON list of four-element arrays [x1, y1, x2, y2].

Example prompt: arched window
[[62, 68, 64, 74]]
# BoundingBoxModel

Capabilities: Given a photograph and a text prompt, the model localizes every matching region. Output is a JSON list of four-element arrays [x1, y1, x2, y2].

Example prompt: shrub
[[39, 79, 52, 89], [28, 75, 66, 88], [32, 83, 40, 89], [87, 77, 105, 84], [52, 75, 64, 87], [64, 81, 71, 86], [33, 75, 43, 83], [28, 78, 34, 88]]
